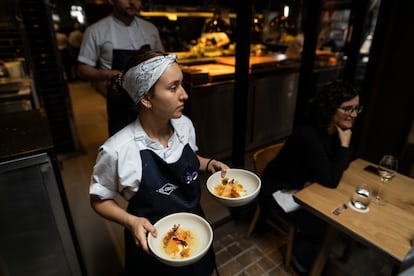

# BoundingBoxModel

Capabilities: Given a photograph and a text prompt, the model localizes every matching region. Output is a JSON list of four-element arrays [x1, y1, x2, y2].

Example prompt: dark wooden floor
[[60, 81, 396, 276]]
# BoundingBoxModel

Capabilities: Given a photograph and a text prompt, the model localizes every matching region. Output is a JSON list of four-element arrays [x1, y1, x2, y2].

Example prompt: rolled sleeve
[[89, 146, 119, 200]]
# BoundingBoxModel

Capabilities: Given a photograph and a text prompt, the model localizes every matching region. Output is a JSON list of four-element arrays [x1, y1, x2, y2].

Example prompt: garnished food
[[162, 224, 193, 258], [214, 177, 247, 198]]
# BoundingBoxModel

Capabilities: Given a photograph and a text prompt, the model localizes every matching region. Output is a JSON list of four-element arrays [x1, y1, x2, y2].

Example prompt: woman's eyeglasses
[[339, 105, 363, 115]]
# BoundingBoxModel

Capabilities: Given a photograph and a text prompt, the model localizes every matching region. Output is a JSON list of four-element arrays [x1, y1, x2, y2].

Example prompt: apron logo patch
[[184, 171, 198, 185], [156, 183, 178, 195]]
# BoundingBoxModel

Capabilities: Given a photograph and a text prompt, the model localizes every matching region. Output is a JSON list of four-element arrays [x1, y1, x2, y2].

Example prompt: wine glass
[[375, 155, 398, 204]]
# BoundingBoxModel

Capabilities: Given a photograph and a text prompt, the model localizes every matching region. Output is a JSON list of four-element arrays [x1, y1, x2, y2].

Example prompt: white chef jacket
[[89, 115, 199, 201], [78, 14, 164, 70]]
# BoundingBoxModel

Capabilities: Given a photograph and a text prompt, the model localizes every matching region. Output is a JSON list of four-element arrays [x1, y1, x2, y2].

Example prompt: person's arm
[[89, 146, 156, 253], [197, 155, 229, 177], [77, 62, 120, 82], [90, 196, 156, 253], [183, 115, 229, 176], [77, 25, 120, 82]]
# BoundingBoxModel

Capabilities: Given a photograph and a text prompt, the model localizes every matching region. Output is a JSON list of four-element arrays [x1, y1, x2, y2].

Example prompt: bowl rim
[[148, 212, 213, 265], [206, 168, 261, 201]]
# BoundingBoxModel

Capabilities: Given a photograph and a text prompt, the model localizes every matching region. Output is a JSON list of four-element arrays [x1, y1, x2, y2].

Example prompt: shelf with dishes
[[0, 77, 35, 113]]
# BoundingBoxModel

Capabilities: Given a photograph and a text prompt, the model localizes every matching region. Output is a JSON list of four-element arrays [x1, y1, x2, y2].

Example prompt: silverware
[[332, 203, 348, 215]]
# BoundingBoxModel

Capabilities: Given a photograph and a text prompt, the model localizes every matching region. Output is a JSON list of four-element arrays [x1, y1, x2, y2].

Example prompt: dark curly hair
[[309, 80, 359, 129]]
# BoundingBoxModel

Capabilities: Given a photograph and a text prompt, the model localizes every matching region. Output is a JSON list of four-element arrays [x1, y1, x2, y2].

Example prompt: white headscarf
[[122, 54, 177, 104]]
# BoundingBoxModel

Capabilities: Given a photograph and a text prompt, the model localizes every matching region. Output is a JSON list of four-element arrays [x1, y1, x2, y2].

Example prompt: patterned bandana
[[122, 54, 177, 104]]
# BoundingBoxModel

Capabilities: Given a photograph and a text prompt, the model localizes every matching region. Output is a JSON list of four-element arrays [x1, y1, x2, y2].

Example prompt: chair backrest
[[253, 142, 284, 177]]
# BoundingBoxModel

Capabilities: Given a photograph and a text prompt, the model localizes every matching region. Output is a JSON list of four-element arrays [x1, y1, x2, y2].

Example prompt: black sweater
[[261, 124, 353, 198]]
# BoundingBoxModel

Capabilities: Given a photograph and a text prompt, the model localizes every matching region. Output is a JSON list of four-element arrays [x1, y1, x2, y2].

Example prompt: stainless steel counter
[[0, 110, 85, 275]]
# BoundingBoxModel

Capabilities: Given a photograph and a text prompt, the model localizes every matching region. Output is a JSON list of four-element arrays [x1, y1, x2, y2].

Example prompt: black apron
[[124, 144, 216, 275], [106, 46, 150, 136], [111, 47, 148, 71]]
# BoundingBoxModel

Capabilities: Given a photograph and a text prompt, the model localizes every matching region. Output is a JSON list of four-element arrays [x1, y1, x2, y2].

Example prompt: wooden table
[[293, 158, 414, 275]]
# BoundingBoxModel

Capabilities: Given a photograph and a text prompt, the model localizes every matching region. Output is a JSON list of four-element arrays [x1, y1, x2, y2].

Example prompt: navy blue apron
[[124, 144, 216, 275], [106, 45, 150, 136]]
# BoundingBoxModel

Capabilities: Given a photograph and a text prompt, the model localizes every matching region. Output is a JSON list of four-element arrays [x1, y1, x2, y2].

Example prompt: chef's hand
[[128, 216, 157, 254], [207, 159, 229, 178]]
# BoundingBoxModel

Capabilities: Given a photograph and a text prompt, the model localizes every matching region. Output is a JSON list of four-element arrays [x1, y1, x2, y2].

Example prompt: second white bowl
[[206, 168, 261, 207]]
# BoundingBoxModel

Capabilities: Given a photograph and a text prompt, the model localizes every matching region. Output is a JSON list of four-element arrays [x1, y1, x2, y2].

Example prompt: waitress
[[77, 0, 164, 136], [89, 49, 229, 275]]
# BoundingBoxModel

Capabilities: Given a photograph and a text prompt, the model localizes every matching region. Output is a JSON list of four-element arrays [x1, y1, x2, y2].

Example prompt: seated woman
[[260, 80, 362, 273]]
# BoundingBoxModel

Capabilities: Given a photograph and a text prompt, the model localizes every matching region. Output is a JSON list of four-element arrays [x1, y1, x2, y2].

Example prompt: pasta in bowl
[[147, 212, 213, 267], [206, 169, 261, 207]]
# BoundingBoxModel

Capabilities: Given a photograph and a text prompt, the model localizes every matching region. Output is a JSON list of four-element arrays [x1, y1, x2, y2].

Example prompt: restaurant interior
[[0, 0, 413, 275]]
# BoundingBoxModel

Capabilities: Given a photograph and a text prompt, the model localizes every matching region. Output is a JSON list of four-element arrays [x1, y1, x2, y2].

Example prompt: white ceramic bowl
[[206, 168, 261, 207], [147, 212, 213, 267]]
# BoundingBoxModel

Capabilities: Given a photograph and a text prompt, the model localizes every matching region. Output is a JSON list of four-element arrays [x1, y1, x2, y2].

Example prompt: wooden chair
[[247, 142, 296, 271]]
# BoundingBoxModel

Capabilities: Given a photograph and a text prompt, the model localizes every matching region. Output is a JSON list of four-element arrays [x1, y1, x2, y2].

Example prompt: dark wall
[[0, 1, 24, 61]]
